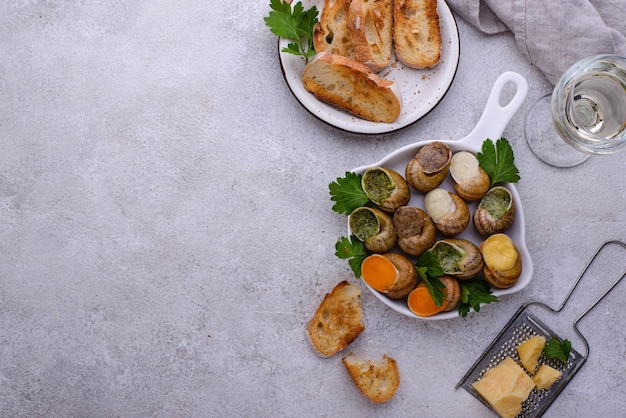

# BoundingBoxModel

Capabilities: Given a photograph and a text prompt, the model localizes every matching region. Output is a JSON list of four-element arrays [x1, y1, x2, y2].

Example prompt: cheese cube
[[517, 335, 546, 373], [472, 357, 536, 418], [532, 364, 563, 389]]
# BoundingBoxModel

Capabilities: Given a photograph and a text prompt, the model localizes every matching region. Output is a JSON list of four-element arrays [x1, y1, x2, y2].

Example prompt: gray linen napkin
[[445, 0, 626, 84]]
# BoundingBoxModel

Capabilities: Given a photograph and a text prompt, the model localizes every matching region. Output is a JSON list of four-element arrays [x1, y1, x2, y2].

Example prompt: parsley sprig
[[327, 138, 518, 318], [329, 172, 371, 215], [458, 278, 498, 317], [415, 252, 498, 316], [415, 251, 445, 306], [334, 235, 499, 317], [264, 0, 318, 63], [477, 137, 520, 186], [543, 337, 572, 364], [335, 236, 368, 278]]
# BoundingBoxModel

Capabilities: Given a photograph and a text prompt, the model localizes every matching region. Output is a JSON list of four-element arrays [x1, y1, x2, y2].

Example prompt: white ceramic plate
[[349, 72, 533, 319], [278, 0, 460, 134]]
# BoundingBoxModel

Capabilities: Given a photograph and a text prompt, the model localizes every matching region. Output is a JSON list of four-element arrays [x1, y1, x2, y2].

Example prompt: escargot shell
[[405, 142, 452, 192], [393, 206, 436, 257], [424, 189, 470, 236], [479, 234, 522, 288], [349, 207, 396, 253], [483, 256, 522, 288], [361, 167, 410, 213], [449, 151, 491, 201], [440, 275, 461, 312], [428, 238, 484, 280], [382, 252, 418, 299], [474, 186, 515, 236]]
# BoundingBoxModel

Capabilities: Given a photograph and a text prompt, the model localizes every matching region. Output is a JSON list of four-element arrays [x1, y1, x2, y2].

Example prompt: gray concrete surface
[[1, 1, 625, 417]]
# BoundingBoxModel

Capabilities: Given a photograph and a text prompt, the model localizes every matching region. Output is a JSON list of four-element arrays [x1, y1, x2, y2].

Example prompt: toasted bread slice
[[313, 0, 355, 59], [393, 0, 442, 68], [302, 52, 401, 123], [306, 281, 365, 358], [342, 353, 400, 403], [348, 0, 393, 72]]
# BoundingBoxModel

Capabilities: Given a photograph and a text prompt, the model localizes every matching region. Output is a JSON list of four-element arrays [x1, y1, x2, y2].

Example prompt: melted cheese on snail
[[481, 234, 518, 271]]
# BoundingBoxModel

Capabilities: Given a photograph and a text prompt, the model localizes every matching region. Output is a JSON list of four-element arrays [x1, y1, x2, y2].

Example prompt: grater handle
[[557, 240, 626, 357], [571, 240, 626, 316], [557, 240, 626, 313]]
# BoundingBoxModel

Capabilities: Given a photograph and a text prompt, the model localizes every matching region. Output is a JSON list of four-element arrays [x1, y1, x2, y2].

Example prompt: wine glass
[[525, 54, 626, 167]]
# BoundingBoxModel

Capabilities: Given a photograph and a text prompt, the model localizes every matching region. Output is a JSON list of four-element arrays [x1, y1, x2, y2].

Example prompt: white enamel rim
[[278, 0, 460, 134], [349, 72, 533, 320]]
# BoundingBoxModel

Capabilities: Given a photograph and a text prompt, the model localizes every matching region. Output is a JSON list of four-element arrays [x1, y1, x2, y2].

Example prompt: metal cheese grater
[[456, 240, 626, 417]]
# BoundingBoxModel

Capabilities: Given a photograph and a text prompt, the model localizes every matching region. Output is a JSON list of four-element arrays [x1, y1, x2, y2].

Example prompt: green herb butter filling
[[479, 187, 511, 219], [431, 242, 465, 273], [362, 168, 395, 205], [349, 208, 380, 241]]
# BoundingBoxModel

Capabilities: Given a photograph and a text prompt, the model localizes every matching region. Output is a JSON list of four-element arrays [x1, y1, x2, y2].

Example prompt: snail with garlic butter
[[349, 207, 396, 253], [361, 167, 410, 213], [427, 238, 484, 280], [474, 186, 515, 236]]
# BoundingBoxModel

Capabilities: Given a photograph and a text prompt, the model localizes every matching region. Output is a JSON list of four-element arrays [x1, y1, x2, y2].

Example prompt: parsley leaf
[[422, 276, 446, 306], [329, 172, 371, 215], [415, 250, 445, 277], [415, 251, 446, 306], [458, 278, 498, 317], [335, 235, 368, 278], [543, 337, 572, 364], [477, 137, 520, 186], [264, 0, 318, 62]]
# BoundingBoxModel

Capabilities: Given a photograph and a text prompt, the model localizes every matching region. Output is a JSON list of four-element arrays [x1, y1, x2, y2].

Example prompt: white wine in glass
[[526, 55, 626, 167]]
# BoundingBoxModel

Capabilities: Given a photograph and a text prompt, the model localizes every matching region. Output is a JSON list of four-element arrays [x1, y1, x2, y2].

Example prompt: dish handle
[[459, 72, 528, 147]]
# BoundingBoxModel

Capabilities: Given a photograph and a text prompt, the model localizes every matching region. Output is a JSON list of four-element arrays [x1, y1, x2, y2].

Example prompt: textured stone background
[[1, 1, 625, 417]]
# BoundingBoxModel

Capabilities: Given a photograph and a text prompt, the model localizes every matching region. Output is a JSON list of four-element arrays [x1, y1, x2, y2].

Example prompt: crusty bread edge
[[313, 0, 354, 58], [393, 0, 442, 69], [305, 280, 365, 358], [314, 51, 395, 89], [302, 52, 402, 123], [342, 352, 401, 403], [347, 0, 393, 73]]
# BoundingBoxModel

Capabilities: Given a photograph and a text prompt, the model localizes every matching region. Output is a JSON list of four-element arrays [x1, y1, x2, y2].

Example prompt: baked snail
[[424, 188, 470, 236], [393, 206, 436, 257], [449, 151, 491, 201], [427, 238, 484, 280], [480, 233, 522, 288], [405, 141, 452, 192], [349, 207, 396, 253], [474, 186, 515, 236], [440, 275, 461, 312], [361, 167, 410, 213], [361, 252, 418, 299]]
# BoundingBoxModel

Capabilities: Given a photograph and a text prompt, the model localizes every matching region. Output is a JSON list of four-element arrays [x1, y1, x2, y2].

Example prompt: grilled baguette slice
[[313, 0, 355, 59], [348, 0, 393, 72], [342, 353, 400, 403], [393, 0, 441, 68], [302, 52, 401, 123], [306, 281, 365, 358]]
